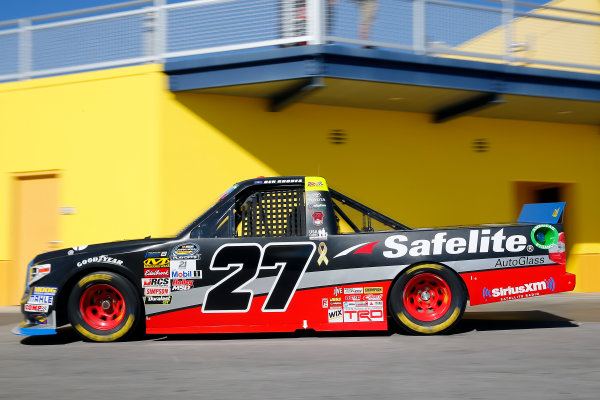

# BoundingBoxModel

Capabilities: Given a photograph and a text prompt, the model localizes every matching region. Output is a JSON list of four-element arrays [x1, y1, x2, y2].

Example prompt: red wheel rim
[[403, 273, 452, 321], [79, 284, 126, 330]]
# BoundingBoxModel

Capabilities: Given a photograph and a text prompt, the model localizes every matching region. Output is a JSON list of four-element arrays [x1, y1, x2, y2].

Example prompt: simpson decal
[[144, 287, 170, 296]]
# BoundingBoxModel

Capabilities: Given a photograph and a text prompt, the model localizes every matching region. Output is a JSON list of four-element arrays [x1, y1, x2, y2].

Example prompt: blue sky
[[1, 1, 127, 22], [1, 0, 550, 23]]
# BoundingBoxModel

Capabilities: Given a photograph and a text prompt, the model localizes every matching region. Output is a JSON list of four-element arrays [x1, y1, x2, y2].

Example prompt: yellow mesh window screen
[[241, 190, 305, 237]]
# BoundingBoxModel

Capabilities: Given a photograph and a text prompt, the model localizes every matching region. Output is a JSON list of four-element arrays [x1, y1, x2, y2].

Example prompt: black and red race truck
[[14, 176, 574, 342]]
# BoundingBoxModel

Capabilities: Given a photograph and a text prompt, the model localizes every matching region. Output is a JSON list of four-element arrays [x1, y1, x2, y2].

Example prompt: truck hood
[[32, 237, 171, 264]]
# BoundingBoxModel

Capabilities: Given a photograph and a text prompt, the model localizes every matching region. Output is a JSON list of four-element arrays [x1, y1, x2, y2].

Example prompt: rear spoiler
[[517, 202, 565, 224]]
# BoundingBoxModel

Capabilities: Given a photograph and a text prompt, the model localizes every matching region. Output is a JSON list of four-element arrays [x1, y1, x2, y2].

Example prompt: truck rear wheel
[[388, 264, 466, 334]]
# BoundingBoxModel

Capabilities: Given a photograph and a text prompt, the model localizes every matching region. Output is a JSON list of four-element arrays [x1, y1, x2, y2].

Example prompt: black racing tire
[[67, 271, 142, 342], [388, 264, 466, 335]]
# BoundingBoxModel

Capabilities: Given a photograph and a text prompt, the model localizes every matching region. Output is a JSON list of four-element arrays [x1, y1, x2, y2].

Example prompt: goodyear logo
[[144, 258, 169, 267], [32, 287, 57, 295], [364, 287, 383, 294]]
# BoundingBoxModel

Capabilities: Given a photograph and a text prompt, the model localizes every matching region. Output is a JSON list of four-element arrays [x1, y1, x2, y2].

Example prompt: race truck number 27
[[202, 242, 316, 313]]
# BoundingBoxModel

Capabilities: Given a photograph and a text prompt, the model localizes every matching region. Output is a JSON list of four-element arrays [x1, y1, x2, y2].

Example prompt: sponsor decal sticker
[[322, 298, 329, 308], [305, 177, 328, 191], [531, 224, 559, 250], [495, 256, 546, 268], [382, 229, 528, 258], [344, 301, 368, 308], [171, 269, 202, 279], [307, 192, 326, 202], [144, 287, 170, 296], [333, 287, 342, 296], [171, 279, 193, 291], [345, 295, 361, 301], [144, 295, 172, 305], [312, 212, 324, 226], [146, 250, 169, 258], [330, 297, 341, 302], [144, 258, 170, 267], [24, 304, 49, 313], [328, 308, 343, 323], [32, 287, 57, 295], [77, 255, 124, 267], [172, 243, 199, 258], [309, 228, 328, 241], [363, 294, 383, 301], [144, 268, 170, 278], [364, 287, 383, 294], [142, 278, 169, 287], [171, 259, 197, 270], [482, 278, 556, 301], [27, 294, 55, 306], [344, 287, 363, 294], [344, 309, 384, 322]]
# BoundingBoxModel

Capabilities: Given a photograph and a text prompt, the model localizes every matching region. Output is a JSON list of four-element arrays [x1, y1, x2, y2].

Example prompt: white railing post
[[413, 0, 426, 55], [307, 0, 325, 45], [153, 0, 166, 62], [18, 19, 32, 80], [502, 0, 515, 63]]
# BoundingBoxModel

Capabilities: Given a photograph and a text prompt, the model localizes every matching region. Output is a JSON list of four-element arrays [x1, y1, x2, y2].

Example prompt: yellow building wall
[[1, 64, 599, 305], [161, 93, 600, 291], [0, 65, 164, 305]]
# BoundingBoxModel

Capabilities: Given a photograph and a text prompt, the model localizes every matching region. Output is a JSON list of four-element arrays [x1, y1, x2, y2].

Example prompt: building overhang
[[165, 45, 600, 124]]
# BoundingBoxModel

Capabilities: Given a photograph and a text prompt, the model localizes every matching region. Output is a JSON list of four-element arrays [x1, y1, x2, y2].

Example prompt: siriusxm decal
[[482, 278, 556, 300]]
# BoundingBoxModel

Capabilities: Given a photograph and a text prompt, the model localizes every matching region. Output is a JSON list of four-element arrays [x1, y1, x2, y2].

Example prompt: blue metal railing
[[1, 0, 598, 82]]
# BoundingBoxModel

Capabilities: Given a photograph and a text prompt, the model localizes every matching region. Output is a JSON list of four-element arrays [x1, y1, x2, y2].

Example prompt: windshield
[[174, 184, 239, 237]]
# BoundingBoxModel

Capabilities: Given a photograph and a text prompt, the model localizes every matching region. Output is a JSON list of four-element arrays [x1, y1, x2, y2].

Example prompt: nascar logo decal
[[172, 243, 200, 260]]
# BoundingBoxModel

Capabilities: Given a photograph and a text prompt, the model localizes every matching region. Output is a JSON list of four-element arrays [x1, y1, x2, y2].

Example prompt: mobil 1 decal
[[202, 242, 316, 313]]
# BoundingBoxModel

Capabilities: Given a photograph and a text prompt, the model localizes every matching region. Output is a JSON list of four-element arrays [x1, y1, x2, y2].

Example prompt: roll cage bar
[[329, 188, 411, 232]]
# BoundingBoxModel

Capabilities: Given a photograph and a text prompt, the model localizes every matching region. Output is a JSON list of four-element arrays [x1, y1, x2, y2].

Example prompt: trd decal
[[202, 242, 316, 313]]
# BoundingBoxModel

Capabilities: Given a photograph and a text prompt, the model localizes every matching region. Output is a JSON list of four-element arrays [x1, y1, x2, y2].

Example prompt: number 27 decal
[[202, 242, 316, 313]]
